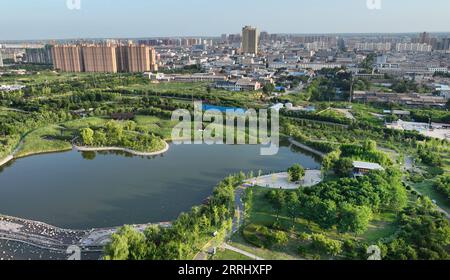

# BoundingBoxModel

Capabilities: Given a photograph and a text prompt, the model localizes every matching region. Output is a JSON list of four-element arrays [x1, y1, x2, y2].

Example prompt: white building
[[395, 43, 432, 52]]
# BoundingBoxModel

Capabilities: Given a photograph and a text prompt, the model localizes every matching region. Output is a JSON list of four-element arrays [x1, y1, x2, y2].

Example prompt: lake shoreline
[[72, 140, 170, 157]]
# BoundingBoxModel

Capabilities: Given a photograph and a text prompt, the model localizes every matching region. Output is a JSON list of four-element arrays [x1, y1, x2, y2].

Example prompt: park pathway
[[221, 243, 264, 260]]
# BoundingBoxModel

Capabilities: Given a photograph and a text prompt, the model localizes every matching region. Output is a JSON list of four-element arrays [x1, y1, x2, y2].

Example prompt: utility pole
[[349, 74, 354, 104]]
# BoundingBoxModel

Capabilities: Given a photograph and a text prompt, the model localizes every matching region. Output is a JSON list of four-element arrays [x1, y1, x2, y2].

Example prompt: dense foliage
[[78, 120, 165, 153], [104, 174, 241, 260], [382, 198, 450, 260], [297, 169, 407, 233]]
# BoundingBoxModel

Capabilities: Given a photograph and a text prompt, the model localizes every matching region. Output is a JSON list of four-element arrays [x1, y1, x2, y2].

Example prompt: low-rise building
[[353, 91, 447, 108], [352, 161, 384, 177], [235, 78, 261, 91]]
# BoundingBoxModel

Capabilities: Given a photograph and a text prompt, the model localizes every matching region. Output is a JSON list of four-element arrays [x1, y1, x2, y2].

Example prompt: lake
[[0, 141, 320, 229]]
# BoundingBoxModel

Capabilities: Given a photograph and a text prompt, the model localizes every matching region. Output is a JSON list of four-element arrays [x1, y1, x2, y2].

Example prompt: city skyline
[[1, 0, 450, 41]]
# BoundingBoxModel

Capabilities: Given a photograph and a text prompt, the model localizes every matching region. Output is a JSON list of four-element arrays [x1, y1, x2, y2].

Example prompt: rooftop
[[352, 161, 384, 171]]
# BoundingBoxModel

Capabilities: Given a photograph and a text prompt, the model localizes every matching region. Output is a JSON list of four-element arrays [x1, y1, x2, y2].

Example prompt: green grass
[[211, 248, 253, 260], [15, 125, 72, 158], [61, 117, 110, 131], [411, 180, 450, 213], [359, 212, 398, 244], [133, 115, 177, 140]]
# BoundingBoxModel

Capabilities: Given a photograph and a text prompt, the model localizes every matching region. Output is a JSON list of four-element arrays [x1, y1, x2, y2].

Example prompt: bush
[[310, 233, 343, 256], [243, 224, 289, 248]]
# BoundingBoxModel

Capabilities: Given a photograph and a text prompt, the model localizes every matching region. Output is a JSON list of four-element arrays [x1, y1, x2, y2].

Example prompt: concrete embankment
[[73, 141, 170, 157], [288, 137, 326, 158], [0, 155, 13, 168]]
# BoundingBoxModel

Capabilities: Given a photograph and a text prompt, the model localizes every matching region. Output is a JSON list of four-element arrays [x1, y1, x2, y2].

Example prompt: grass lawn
[[359, 212, 398, 244], [15, 125, 72, 158], [211, 248, 253, 260], [61, 117, 110, 131], [134, 115, 177, 140], [411, 180, 450, 213]]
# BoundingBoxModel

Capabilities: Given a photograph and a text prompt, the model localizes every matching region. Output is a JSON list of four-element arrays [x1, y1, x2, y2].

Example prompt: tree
[[270, 230, 289, 246], [267, 190, 286, 220], [287, 192, 299, 226], [310, 233, 343, 256], [288, 164, 305, 182], [334, 157, 354, 177], [106, 120, 124, 141], [337, 203, 372, 235], [104, 226, 146, 260], [93, 130, 107, 146], [262, 83, 275, 94], [80, 127, 94, 146], [363, 139, 377, 152], [322, 150, 340, 171]]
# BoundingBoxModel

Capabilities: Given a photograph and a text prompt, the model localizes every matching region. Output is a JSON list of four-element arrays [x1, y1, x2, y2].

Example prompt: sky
[[1, 0, 450, 40]]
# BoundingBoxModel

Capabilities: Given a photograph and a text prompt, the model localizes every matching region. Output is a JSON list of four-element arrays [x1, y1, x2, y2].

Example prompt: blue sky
[[1, 0, 449, 40]]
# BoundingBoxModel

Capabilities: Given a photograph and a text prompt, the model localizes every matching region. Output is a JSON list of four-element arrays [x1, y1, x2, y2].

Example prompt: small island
[[73, 120, 169, 156]]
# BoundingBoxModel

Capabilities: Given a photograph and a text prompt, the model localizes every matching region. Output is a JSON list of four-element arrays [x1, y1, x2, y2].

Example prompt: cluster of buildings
[[386, 120, 450, 141], [0, 84, 25, 92], [1, 30, 450, 98], [51, 44, 158, 73], [353, 91, 447, 108]]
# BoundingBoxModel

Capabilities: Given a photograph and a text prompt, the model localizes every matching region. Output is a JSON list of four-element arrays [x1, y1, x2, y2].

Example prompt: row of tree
[[104, 174, 242, 260]]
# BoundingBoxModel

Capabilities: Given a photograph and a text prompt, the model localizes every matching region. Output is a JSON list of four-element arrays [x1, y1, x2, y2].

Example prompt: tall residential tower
[[242, 26, 259, 55]]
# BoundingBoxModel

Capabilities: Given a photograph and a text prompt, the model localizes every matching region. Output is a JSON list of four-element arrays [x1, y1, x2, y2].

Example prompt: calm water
[[0, 142, 320, 229]]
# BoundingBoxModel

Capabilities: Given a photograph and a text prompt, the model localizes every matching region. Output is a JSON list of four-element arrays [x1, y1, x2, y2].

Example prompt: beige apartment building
[[242, 26, 259, 55], [51, 45, 83, 72], [117, 45, 157, 72], [82, 45, 118, 73], [51, 44, 157, 73]]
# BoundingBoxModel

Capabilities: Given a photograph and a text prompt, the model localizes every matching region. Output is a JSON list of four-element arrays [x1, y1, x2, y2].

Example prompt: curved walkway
[[73, 141, 170, 157], [288, 137, 326, 158], [245, 171, 322, 190]]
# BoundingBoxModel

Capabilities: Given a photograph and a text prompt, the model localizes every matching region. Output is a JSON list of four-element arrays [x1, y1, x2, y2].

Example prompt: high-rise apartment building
[[419, 32, 431, 44], [82, 45, 118, 73], [0, 50, 3, 67], [51, 45, 83, 72], [242, 26, 259, 55], [50, 44, 157, 73], [116, 45, 157, 72], [25, 45, 53, 64]]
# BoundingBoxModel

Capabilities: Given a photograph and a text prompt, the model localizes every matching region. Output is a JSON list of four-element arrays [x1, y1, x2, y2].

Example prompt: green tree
[[288, 164, 305, 182], [334, 157, 354, 177], [262, 83, 275, 94], [310, 233, 343, 256], [103, 226, 146, 260], [287, 192, 300, 226], [80, 127, 94, 146], [337, 203, 372, 235]]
